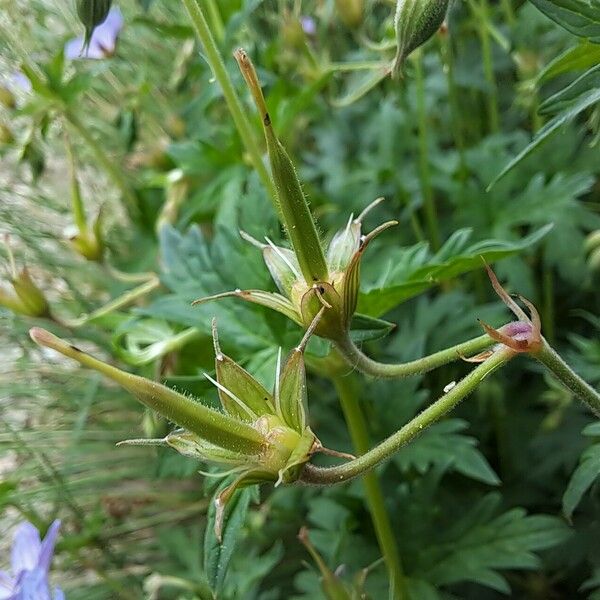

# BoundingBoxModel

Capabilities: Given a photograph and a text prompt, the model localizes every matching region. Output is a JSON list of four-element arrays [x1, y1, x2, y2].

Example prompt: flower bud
[[1, 239, 50, 318], [76, 0, 113, 50], [0, 86, 16, 109], [335, 0, 364, 29], [0, 123, 14, 145], [69, 208, 105, 262], [392, 0, 450, 76]]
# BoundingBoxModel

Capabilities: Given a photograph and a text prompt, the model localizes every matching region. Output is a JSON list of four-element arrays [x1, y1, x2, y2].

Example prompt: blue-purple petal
[[53, 587, 64, 600], [15, 568, 51, 600], [37, 520, 61, 573], [11, 523, 41, 575], [0, 570, 15, 600]]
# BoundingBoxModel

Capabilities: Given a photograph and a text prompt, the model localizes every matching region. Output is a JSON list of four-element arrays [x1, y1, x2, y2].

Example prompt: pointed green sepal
[[211, 319, 275, 421], [327, 215, 361, 273], [276, 427, 317, 486], [165, 430, 257, 464], [193, 288, 302, 325], [300, 282, 345, 341], [276, 348, 308, 432]]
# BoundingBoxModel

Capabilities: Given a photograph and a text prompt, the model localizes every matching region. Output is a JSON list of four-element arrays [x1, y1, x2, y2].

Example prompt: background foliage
[[1, 0, 599, 598]]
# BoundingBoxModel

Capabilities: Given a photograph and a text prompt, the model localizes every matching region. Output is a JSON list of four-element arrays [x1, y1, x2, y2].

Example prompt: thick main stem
[[302, 348, 512, 484], [475, 0, 500, 133], [335, 330, 493, 378], [180, 0, 277, 205], [414, 53, 441, 251], [535, 341, 600, 417], [334, 376, 406, 599]]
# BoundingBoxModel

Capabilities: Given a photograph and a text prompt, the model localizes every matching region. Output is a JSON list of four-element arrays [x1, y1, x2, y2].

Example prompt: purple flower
[[300, 16, 317, 36], [0, 520, 64, 600], [65, 8, 124, 60]]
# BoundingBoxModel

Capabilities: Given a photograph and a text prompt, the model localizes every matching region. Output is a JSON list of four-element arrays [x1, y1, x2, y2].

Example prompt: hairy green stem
[[180, 0, 277, 205], [301, 348, 512, 484], [64, 111, 139, 219], [335, 331, 493, 378], [535, 341, 600, 417], [205, 0, 224, 42], [414, 52, 441, 251], [334, 376, 406, 599]]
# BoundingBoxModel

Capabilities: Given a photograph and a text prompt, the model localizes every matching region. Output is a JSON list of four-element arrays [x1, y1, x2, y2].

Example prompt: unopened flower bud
[[0, 85, 16, 109], [0, 123, 14, 145], [76, 0, 113, 50], [334, 0, 364, 28], [392, 0, 450, 77], [1, 238, 50, 318]]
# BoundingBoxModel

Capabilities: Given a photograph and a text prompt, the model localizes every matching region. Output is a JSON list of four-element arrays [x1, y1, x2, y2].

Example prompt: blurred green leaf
[[422, 493, 572, 593], [530, 0, 600, 42], [204, 481, 256, 596], [490, 65, 600, 187], [394, 419, 500, 485], [358, 226, 551, 317]]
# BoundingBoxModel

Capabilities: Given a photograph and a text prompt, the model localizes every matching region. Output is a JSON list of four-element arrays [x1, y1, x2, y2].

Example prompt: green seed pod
[[392, 0, 450, 77], [235, 49, 329, 285], [76, 0, 113, 49]]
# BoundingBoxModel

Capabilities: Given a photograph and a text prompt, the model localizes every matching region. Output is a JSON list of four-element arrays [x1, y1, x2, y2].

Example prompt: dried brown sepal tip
[[471, 264, 542, 361]]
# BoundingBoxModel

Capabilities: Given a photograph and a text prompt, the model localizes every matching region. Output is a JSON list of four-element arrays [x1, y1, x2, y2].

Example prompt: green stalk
[[205, 0, 224, 42], [335, 331, 494, 378], [535, 341, 600, 417], [334, 375, 406, 599], [473, 0, 500, 133], [180, 0, 277, 205], [439, 34, 467, 176], [301, 348, 513, 484], [542, 266, 555, 344], [66, 276, 161, 327], [29, 328, 265, 454], [414, 52, 441, 251], [64, 111, 139, 219]]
